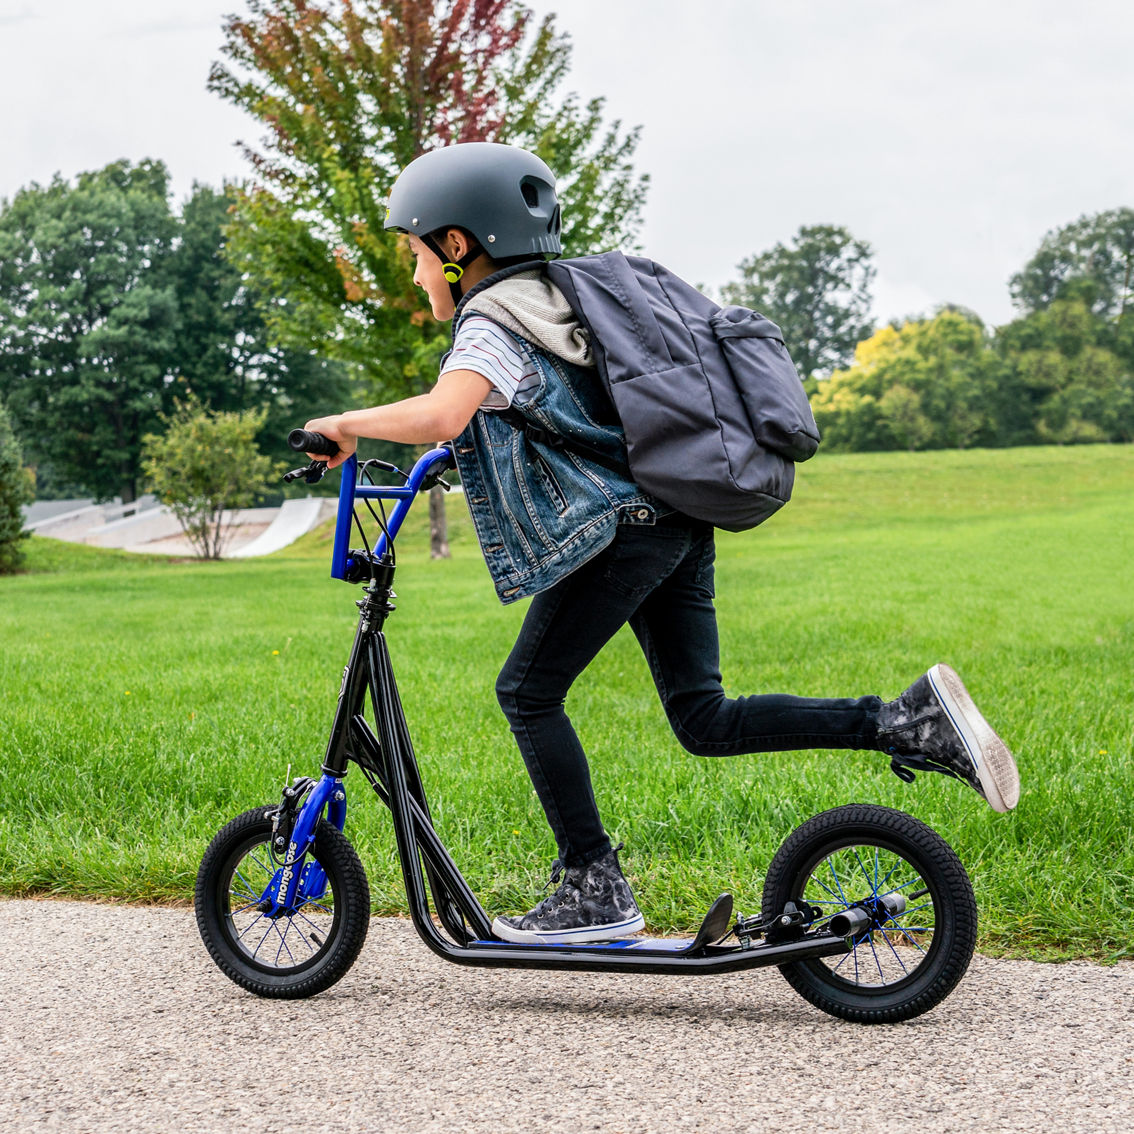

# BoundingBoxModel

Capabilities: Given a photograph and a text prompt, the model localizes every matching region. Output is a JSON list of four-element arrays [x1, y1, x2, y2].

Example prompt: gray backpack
[[501, 251, 821, 531]]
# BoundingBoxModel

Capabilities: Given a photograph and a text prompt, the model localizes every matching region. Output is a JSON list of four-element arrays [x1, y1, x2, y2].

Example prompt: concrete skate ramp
[[83, 504, 183, 548], [228, 497, 334, 558]]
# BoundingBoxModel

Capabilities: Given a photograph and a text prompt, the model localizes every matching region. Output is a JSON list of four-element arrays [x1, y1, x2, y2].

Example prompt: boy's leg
[[495, 526, 694, 867], [629, 527, 883, 754], [630, 524, 1019, 810], [494, 526, 705, 944]]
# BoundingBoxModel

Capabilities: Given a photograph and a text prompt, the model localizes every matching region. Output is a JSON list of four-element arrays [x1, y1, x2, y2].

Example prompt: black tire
[[762, 804, 976, 1023], [195, 806, 370, 999]]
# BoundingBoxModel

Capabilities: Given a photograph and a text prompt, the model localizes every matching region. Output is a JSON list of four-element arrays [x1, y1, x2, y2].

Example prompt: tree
[[209, 0, 650, 554], [810, 311, 999, 451], [0, 160, 178, 503], [996, 299, 1134, 445], [141, 399, 282, 559], [1010, 208, 1134, 322], [167, 183, 355, 453], [0, 400, 34, 574], [211, 0, 648, 375], [878, 384, 935, 452], [722, 225, 876, 380]]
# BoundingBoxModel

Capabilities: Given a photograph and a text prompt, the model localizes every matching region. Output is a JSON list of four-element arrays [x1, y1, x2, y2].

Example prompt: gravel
[[1, 899, 1131, 1133]]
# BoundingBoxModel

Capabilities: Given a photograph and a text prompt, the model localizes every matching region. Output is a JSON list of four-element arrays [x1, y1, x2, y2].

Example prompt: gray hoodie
[[463, 269, 594, 368]]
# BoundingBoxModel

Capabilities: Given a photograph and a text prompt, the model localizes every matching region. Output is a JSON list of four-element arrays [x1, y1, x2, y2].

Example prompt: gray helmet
[[384, 142, 562, 259]]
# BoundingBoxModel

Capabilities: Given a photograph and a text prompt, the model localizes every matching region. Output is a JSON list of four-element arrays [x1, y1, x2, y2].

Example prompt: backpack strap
[[494, 408, 631, 478]]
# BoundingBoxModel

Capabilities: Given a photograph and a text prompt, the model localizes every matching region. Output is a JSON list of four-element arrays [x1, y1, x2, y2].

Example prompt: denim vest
[[449, 295, 662, 604]]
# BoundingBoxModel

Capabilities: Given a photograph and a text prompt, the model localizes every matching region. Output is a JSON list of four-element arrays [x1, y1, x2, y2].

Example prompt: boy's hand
[[302, 415, 356, 470]]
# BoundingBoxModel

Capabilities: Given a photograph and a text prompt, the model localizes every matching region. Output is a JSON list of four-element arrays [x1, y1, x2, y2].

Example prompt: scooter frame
[[266, 445, 851, 976]]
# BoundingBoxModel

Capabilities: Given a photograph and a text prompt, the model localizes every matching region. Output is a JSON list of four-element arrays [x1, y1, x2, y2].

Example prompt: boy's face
[[407, 233, 458, 322]]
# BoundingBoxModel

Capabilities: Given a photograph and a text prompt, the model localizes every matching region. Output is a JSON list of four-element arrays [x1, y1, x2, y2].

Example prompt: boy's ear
[[443, 228, 468, 260]]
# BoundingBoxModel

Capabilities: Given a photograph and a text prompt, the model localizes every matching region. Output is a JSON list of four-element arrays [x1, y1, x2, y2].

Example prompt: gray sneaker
[[492, 846, 645, 945], [878, 663, 1020, 812]]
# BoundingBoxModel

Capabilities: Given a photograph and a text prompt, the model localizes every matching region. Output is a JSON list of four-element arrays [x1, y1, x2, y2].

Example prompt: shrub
[[141, 397, 281, 559], [0, 401, 34, 574]]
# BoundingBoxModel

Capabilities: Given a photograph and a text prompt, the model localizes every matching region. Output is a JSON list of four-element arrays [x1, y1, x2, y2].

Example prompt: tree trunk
[[429, 484, 450, 559]]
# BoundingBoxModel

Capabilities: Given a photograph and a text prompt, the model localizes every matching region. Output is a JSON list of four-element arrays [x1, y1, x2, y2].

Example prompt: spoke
[[874, 857, 901, 895], [297, 898, 334, 918], [229, 898, 261, 917], [809, 874, 844, 904], [294, 908, 332, 938], [826, 859, 852, 907], [866, 933, 886, 983], [901, 902, 934, 918], [876, 875, 924, 900], [250, 921, 274, 959], [878, 925, 912, 976], [880, 921, 929, 954], [229, 874, 258, 901], [273, 920, 298, 966], [232, 867, 262, 901], [852, 848, 878, 896], [236, 913, 269, 941], [247, 850, 274, 877]]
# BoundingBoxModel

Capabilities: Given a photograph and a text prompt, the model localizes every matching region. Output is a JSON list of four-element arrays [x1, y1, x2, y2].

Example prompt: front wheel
[[195, 806, 370, 998], [762, 804, 976, 1023]]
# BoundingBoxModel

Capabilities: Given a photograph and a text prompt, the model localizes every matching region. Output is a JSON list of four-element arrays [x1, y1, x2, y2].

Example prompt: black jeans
[[495, 518, 883, 868]]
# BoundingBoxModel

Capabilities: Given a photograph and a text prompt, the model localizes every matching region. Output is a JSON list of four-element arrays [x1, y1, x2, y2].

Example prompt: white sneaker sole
[[491, 912, 646, 945], [928, 663, 1020, 812]]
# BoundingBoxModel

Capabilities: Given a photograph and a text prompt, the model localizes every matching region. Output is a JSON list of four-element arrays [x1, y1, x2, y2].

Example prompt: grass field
[[2, 445, 1131, 960]]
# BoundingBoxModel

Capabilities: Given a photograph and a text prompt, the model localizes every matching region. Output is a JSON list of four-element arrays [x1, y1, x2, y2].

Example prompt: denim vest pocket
[[532, 451, 569, 515]]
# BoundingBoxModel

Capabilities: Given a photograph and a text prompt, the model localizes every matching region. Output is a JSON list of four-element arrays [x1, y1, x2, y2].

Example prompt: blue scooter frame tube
[[331, 448, 453, 580], [269, 774, 347, 913]]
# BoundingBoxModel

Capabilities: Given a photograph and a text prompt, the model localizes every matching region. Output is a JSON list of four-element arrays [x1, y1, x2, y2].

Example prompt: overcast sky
[[2, 0, 1132, 328]]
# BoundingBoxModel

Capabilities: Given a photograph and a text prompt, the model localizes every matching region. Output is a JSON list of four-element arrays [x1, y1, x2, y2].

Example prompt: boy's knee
[[495, 666, 520, 716], [673, 727, 723, 758], [666, 697, 729, 757]]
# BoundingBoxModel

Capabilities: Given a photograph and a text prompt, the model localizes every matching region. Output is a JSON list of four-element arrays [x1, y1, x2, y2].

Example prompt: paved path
[[1, 900, 1131, 1133]]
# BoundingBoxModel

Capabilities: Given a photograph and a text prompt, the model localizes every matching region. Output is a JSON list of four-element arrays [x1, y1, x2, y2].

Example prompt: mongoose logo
[[277, 842, 299, 902]]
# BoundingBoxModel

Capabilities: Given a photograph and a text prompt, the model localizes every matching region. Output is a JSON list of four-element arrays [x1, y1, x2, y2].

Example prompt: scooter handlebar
[[287, 428, 339, 457]]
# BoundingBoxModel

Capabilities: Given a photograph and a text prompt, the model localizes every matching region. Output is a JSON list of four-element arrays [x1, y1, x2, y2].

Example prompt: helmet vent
[[521, 182, 540, 208]]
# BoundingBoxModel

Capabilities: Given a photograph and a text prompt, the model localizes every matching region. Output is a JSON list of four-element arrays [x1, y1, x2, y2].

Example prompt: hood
[[463, 268, 594, 368]]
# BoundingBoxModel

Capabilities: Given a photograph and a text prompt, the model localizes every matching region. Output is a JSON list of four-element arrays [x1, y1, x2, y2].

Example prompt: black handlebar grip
[[287, 428, 339, 457]]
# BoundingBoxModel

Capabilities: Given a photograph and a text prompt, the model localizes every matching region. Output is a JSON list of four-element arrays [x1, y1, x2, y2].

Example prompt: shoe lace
[[887, 750, 962, 785], [545, 842, 626, 889]]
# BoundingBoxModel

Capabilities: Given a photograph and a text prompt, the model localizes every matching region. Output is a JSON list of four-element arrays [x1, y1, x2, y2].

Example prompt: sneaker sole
[[928, 663, 1020, 812], [490, 913, 646, 946]]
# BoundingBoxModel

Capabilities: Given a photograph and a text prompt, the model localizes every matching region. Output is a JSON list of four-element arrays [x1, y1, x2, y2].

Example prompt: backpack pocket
[[709, 307, 820, 462]]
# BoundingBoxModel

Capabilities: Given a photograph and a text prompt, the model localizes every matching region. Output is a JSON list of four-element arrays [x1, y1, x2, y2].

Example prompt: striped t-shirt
[[439, 315, 539, 410]]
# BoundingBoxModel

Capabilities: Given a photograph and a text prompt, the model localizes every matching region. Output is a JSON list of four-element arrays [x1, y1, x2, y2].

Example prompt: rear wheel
[[762, 804, 976, 1023], [195, 806, 370, 998]]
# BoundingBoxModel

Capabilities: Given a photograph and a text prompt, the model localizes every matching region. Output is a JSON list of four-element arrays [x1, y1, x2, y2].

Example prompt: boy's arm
[[304, 370, 492, 469]]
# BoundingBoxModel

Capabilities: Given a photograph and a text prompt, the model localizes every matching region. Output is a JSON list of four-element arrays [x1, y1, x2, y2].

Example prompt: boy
[[304, 142, 1019, 945]]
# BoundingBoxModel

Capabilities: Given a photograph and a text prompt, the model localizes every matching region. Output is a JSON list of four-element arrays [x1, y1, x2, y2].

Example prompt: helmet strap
[[422, 233, 484, 306]]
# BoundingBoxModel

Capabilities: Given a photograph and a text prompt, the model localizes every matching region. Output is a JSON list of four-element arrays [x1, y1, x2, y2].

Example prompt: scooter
[[194, 434, 977, 1023]]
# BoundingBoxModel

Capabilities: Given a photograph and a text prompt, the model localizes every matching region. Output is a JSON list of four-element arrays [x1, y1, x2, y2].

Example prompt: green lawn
[[2, 444, 1131, 960]]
